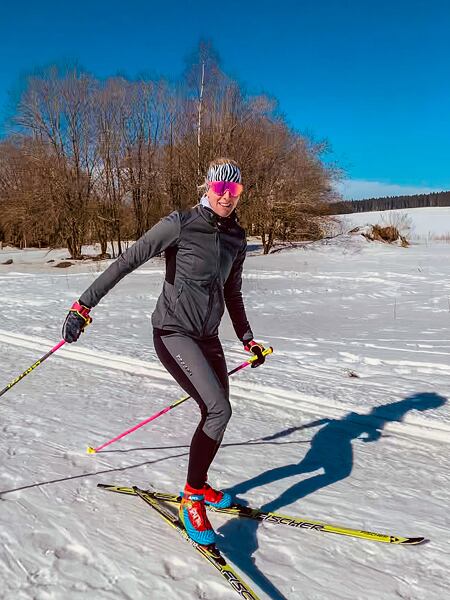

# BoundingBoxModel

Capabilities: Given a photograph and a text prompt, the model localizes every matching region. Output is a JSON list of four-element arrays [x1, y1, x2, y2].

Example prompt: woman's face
[[206, 185, 242, 218]]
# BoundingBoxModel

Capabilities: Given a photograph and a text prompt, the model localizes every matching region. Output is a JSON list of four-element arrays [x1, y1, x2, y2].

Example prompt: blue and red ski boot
[[179, 483, 216, 546]]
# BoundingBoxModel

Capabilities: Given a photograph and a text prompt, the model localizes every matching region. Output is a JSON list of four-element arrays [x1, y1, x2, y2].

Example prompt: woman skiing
[[62, 158, 267, 545]]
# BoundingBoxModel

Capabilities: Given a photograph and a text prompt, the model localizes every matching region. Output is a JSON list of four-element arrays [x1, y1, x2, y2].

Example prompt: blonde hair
[[208, 157, 240, 169]]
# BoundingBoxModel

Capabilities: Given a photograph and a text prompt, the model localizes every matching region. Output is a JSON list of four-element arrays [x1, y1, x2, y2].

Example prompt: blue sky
[[0, 0, 449, 199]]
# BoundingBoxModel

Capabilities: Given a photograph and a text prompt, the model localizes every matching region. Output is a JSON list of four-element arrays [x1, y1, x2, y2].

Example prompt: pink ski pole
[[87, 346, 273, 454], [0, 340, 66, 398]]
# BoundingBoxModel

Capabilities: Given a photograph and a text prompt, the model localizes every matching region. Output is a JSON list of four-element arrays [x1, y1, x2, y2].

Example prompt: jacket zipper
[[201, 228, 220, 336]]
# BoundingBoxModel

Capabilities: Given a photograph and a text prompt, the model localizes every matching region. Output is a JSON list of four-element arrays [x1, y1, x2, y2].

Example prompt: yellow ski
[[98, 483, 426, 545]]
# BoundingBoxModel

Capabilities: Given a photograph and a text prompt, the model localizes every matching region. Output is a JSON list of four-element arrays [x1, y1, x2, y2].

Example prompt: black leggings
[[153, 330, 231, 489]]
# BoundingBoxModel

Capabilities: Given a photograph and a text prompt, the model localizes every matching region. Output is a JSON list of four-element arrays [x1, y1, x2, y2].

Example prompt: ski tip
[[86, 446, 97, 455], [401, 536, 427, 545]]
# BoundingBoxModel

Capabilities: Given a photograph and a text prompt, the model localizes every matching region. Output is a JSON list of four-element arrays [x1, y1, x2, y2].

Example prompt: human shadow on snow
[[218, 392, 447, 600]]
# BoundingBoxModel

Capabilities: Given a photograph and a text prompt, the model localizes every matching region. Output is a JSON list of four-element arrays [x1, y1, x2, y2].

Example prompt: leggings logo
[[176, 354, 193, 377]]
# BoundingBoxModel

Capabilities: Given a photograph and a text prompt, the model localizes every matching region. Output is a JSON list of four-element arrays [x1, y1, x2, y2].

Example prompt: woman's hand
[[244, 340, 266, 368], [62, 301, 92, 343]]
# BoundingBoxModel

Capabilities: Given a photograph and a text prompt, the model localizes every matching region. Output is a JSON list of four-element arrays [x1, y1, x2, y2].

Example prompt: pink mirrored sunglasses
[[208, 181, 244, 197]]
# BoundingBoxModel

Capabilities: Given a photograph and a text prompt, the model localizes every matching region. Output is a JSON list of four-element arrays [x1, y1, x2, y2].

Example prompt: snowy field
[[1, 226, 450, 599], [341, 206, 450, 240]]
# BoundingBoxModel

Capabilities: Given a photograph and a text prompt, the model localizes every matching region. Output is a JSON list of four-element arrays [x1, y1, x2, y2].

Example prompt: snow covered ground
[[341, 206, 450, 240], [1, 229, 450, 599]]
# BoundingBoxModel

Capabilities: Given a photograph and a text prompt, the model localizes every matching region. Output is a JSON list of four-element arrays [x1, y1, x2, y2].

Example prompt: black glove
[[244, 340, 266, 368], [62, 301, 92, 343]]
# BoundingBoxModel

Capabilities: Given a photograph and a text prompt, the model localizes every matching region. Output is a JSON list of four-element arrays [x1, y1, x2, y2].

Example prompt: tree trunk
[[197, 61, 205, 178], [67, 235, 82, 260], [265, 229, 274, 255]]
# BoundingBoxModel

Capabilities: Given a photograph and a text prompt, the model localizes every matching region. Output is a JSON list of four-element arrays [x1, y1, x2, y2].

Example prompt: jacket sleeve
[[79, 211, 181, 308], [224, 240, 254, 344]]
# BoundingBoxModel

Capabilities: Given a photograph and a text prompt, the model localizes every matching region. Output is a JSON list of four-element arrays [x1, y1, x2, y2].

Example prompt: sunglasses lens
[[210, 181, 225, 195], [226, 182, 243, 196], [210, 181, 243, 196]]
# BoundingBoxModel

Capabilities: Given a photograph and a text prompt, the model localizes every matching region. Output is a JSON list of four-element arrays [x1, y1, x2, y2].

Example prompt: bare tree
[[120, 80, 174, 237], [0, 137, 63, 248], [94, 77, 129, 256], [236, 117, 335, 253], [15, 66, 99, 258], [183, 40, 223, 182]]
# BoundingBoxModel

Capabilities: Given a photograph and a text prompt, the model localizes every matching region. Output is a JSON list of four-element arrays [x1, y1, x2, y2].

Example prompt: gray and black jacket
[[79, 205, 254, 343]]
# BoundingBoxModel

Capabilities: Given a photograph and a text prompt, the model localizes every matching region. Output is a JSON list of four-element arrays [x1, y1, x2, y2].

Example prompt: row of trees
[[0, 43, 339, 256], [332, 191, 450, 214]]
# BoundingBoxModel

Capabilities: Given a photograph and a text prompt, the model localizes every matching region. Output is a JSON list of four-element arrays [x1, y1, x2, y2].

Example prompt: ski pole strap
[[0, 340, 66, 398], [70, 301, 92, 326]]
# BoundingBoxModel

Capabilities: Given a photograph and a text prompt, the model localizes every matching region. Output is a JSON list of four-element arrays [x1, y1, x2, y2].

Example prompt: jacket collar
[[198, 204, 238, 229], [198, 203, 218, 224]]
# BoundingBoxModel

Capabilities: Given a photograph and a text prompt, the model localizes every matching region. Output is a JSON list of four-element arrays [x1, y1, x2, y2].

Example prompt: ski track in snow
[[1, 329, 450, 445], [1, 238, 450, 600]]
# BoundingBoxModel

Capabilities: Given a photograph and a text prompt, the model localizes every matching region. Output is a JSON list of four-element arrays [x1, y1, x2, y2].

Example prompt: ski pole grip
[[248, 346, 273, 363]]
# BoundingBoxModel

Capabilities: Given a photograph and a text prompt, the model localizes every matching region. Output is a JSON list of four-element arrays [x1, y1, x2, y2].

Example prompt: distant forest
[[331, 190, 450, 214]]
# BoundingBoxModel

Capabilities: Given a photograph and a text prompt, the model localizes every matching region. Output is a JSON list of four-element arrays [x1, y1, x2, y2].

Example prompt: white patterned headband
[[206, 162, 242, 183]]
